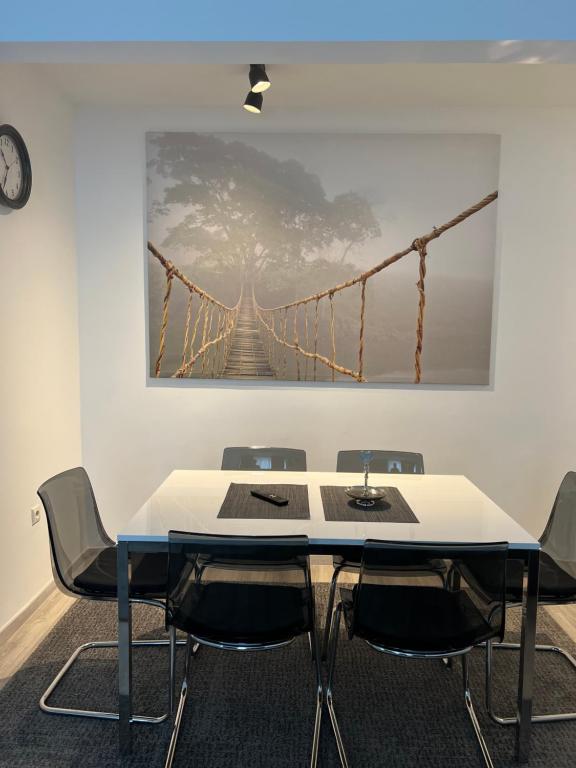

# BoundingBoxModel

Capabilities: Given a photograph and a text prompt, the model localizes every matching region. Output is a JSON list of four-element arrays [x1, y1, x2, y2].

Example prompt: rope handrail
[[172, 313, 236, 378], [148, 242, 240, 377], [256, 304, 365, 381], [255, 191, 498, 312], [148, 241, 236, 312], [149, 190, 498, 383], [253, 190, 498, 384]]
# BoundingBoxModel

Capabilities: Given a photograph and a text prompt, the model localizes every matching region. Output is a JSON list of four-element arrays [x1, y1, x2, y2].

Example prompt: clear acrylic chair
[[164, 532, 323, 768], [336, 450, 424, 474], [37, 467, 179, 723], [326, 540, 508, 768], [322, 450, 444, 658], [455, 471, 576, 725], [221, 446, 307, 471]]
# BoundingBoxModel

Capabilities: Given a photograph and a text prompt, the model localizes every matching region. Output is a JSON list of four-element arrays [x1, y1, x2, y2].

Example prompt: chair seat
[[341, 583, 497, 655], [333, 553, 447, 577], [169, 581, 311, 645], [457, 551, 576, 605], [198, 552, 303, 569], [72, 547, 167, 597], [538, 552, 576, 599]]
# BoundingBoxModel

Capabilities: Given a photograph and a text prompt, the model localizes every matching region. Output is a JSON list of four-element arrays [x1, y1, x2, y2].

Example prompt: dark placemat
[[320, 485, 419, 523], [218, 483, 310, 520]]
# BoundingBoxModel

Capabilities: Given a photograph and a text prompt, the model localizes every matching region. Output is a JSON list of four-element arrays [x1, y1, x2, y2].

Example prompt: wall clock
[[0, 124, 32, 210]]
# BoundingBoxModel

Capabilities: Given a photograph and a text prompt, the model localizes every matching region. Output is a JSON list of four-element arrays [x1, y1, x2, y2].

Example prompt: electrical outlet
[[30, 505, 41, 526]]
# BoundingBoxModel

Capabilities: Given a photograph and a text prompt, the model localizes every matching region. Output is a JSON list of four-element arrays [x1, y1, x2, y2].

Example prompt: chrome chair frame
[[480, 470, 576, 725], [164, 537, 323, 768], [447, 545, 576, 725], [326, 601, 495, 768], [484, 600, 576, 725], [165, 629, 323, 768], [37, 467, 184, 724], [40, 594, 186, 722]]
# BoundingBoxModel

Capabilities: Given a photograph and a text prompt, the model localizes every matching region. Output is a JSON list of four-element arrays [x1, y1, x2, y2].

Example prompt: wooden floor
[[0, 589, 75, 690], [2, 571, 576, 691]]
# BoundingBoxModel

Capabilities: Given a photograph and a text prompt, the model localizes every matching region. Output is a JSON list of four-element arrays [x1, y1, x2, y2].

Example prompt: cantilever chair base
[[486, 639, 576, 725], [165, 632, 323, 768], [36, 469, 182, 729], [326, 603, 495, 768], [40, 636, 187, 722], [164, 531, 323, 768], [326, 539, 509, 768]]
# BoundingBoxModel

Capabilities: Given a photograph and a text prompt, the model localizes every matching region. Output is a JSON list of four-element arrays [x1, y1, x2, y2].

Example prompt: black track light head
[[243, 90, 263, 114], [249, 64, 271, 93]]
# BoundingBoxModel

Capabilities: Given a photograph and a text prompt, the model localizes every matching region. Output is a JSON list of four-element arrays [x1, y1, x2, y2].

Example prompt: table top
[[118, 470, 539, 551]]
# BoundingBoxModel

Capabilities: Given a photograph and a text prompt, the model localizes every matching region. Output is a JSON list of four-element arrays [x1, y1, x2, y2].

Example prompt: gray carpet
[[1, 587, 575, 767]]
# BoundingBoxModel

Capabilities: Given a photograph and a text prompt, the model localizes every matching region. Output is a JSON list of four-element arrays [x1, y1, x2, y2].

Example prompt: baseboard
[[0, 580, 56, 645]]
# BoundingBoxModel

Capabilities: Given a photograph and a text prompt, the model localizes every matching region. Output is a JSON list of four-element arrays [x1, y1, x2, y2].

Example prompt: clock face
[[0, 134, 24, 201], [0, 125, 32, 210]]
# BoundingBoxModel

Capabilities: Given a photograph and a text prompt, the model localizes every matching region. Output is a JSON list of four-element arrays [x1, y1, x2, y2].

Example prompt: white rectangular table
[[117, 471, 540, 761]]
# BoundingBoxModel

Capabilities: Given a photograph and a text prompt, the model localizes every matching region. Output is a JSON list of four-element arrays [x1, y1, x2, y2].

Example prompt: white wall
[[0, 65, 81, 631], [75, 105, 576, 540]]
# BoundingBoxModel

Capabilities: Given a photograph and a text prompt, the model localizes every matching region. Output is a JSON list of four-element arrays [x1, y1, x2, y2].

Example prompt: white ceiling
[[3, 41, 576, 65], [25, 62, 576, 108], [3, 42, 576, 108]]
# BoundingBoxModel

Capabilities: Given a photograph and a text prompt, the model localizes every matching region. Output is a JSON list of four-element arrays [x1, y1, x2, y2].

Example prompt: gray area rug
[[0, 587, 575, 767]]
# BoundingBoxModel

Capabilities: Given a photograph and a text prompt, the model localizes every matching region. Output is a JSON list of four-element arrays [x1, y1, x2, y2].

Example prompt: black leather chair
[[37, 467, 177, 722], [325, 540, 508, 768], [221, 446, 307, 471], [454, 471, 576, 725], [322, 450, 444, 658], [164, 532, 323, 768]]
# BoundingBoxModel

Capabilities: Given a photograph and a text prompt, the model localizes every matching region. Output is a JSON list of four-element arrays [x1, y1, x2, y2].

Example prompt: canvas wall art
[[146, 132, 499, 384]]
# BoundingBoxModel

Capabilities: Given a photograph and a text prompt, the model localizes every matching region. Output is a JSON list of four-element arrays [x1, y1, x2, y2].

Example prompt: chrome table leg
[[118, 541, 132, 755], [169, 625, 177, 716], [515, 548, 539, 763]]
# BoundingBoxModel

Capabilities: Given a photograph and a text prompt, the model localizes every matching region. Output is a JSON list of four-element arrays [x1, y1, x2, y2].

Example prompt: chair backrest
[[352, 540, 508, 652], [336, 450, 424, 474], [37, 467, 113, 593], [221, 447, 307, 471], [540, 471, 576, 578], [167, 531, 313, 645]]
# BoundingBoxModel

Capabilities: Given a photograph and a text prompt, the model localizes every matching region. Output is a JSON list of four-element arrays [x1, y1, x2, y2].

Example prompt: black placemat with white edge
[[218, 483, 310, 520], [320, 485, 419, 523]]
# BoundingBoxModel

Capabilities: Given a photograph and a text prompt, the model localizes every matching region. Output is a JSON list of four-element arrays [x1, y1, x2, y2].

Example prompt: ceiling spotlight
[[243, 91, 263, 114], [249, 64, 271, 93]]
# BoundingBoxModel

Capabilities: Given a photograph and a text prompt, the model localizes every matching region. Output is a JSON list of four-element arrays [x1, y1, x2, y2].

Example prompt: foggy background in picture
[[146, 132, 500, 384]]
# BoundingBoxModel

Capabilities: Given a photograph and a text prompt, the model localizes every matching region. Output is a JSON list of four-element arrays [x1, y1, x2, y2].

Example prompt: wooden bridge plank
[[221, 292, 276, 379]]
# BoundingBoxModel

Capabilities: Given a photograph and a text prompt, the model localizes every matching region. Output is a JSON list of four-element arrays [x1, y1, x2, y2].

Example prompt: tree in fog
[[148, 132, 380, 282]]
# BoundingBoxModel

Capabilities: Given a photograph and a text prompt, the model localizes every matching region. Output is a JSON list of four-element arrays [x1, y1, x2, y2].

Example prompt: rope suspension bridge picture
[[147, 132, 499, 385]]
